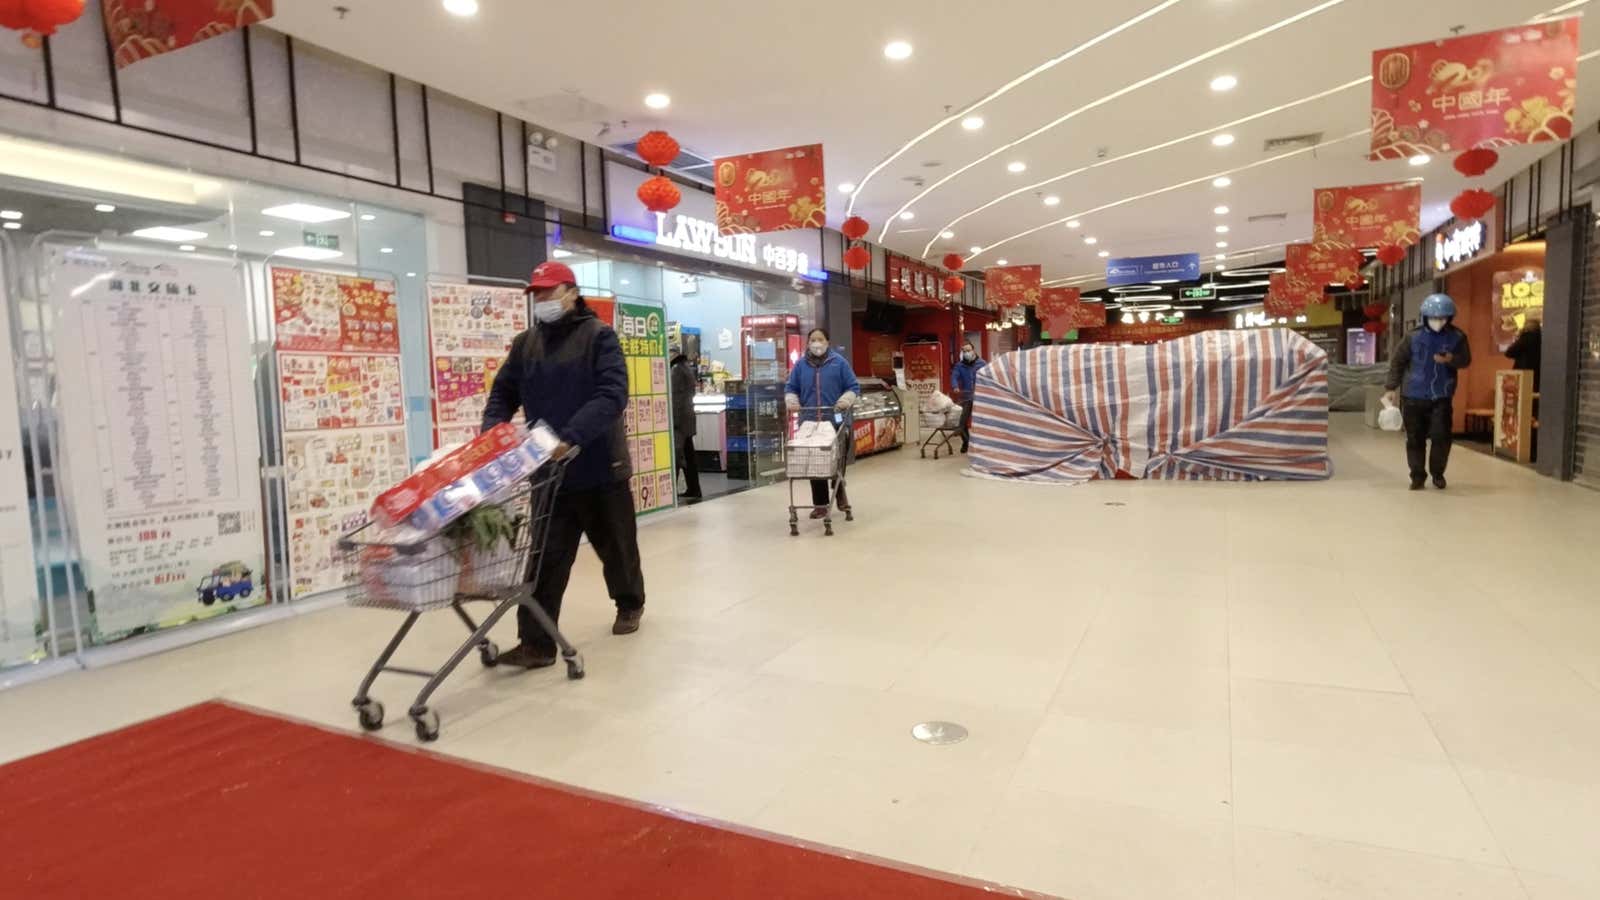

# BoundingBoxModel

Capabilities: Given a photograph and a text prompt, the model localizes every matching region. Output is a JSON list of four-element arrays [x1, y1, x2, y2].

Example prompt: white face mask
[[1426, 317, 1448, 333], [809, 341, 827, 357], [962, 351, 975, 362], [533, 298, 567, 323]]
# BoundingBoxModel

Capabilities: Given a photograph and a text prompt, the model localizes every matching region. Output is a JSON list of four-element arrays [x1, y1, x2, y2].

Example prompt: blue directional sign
[[1105, 253, 1201, 286]]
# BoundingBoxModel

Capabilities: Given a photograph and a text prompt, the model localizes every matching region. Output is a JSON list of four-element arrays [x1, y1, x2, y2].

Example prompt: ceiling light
[[359, 213, 376, 221], [899, 211, 915, 221], [644, 92, 671, 110], [1211, 133, 1235, 147], [1216, 241, 1229, 248], [940, 230, 955, 239], [838, 182, 856, 194], [1043, 195, 1060, 206], [94, 203, 116, 213], [1122, 312, 1136, 324], [1215, 225, 1229, 233], [406, 272, 417, 277], [379, 247, 395, 254], [1213, 205, 1229, 215], [130, 226, 207, 242], [620, 279, 630, 286], [1, 222, 19, 231], [883, 40, 913, 61], [970, 245, 982, 254], [1213, 176, 1232, 188], [442, 0, 478, 16], [1065, 220, 1081, 229], [275, 246, 344, 261], [1138, 311, 1151, 323], [261, 202, 352, 224], [551, 248, 573, 259], [0, 210, 20, 220], [1215, 253, 1227, 260], [178, 245, 196, 252], [1007, 161, 1027, 173], [996, 259, 1008, 266], [1098, 250, 1110, 258], [227, 244, 238, 250], [1084, 236, 1098, 245], [1409, 154, 1429, 167], [258, 229, 275, 237], [1210, 74, 1238, 92], [961, 115, 984, 131]]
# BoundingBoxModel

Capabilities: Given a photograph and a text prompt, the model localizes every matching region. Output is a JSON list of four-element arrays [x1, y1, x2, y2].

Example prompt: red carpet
[[0, 702, 1035, 899]]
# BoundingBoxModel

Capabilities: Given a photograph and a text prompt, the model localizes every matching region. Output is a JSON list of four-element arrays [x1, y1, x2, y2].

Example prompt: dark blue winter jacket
[[1386, 324, 1473, 401], [951, 356, 987, 398], [785, 350, 860, 413]]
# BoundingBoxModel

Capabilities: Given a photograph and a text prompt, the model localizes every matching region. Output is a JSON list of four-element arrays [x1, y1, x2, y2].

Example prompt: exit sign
[[1179, 286, 1215, 300], [303, 231, 340, 251]]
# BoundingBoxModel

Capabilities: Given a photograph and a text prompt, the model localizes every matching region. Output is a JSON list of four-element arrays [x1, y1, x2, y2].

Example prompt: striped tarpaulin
[[969, 329, 1331, 483]]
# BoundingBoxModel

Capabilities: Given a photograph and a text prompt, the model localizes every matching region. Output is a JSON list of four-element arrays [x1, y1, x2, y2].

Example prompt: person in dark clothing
[[950, 340, 987, 453], [481, 261, 645, 669], [670, 348, 701, 502], [1504, 311, 1542, 391], [1385, 293, 1473, 491], [784, 327, 859, 517]]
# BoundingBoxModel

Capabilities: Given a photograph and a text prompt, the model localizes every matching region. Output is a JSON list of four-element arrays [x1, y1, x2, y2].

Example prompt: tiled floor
[[5, 415, 1599, 899]]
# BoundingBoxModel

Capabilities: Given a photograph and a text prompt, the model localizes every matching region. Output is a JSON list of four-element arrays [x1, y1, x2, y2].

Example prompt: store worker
[[670, 345, 702, 502], [482, 261, 645, 669], [1384, 293, 1473, 491], [950, 340, 987, 454], [785, 327, 859, 518], [1504, 309, 1542, 391]]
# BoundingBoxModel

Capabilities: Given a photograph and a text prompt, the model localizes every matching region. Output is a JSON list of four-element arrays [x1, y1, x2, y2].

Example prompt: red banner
[[902, 342, 944, 408], [1370, 19, 1580, 160], [713, 144, 826, 235], [985, 265, 1042, 308], [1264, 272, 1307, 317], [105, 0, 274, 69], [1076, 318, 1225, 344], [1072, 301, 1108, 329], [887, 255, 946, 308], [1037, 287, 1081, 336], [1313, 182, 1421, 248], [1285, 241, 1360, 304]]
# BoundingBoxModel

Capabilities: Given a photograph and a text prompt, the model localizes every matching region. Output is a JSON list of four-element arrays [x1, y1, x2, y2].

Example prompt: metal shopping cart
[[339, 454, 580, 742], [786, 407, 854, 537]]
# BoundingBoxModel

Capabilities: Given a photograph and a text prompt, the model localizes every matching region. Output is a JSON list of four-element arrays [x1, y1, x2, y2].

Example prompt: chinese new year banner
[[1038, 287, 1081, 337], [616, 302, 675, 517], [1313, 182, 1421, 248], [902, 341, 944, 409], [1370, 19, 1580, 160], [105, 0, 275, 69], [1072, 300, 1108, 329], [985, 265, 1042, 308], [1264, 271, 1306, 317], [1285, 242, 1360, 306], [713, 144, 826, 236]]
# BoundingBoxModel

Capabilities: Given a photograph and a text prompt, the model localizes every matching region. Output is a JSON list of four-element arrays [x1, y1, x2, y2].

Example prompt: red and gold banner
[[887, 255, 946, 308], [1491, 267, 1544, 351], [1370, 19, 1580, 160], [1037, 287, 1081, 336], [985, 265, 1042, 308], [105, 0, 274, 69], [1264, 272, 1306, 318], [1284, 241, 1360, 307], [712, 144, 825, 235], [1313, 182, 1422, 248], [1072, 301, 1107, 329], [1076, 318, 1225, 344], [902, 341, 944, 408]]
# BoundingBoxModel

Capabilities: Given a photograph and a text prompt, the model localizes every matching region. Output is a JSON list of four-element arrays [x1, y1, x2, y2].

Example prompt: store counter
[[851, 377, 905, 457]]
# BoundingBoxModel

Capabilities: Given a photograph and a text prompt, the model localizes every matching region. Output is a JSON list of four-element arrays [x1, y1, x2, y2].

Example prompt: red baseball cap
[[526, 260, 577, 291]]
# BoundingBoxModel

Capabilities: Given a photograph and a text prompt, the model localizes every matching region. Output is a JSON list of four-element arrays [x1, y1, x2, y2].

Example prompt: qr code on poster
[[217, 512, 242, 536]]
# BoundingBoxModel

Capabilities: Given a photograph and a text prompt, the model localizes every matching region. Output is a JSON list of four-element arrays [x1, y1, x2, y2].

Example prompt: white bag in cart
[[1378, 396, 1404, 432]]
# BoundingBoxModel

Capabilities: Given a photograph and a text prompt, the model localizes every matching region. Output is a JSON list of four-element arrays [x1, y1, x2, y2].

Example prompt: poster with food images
[[283, 428, 411, 597], [277, 354, 404, 432], [616, 301, 674, 516], [271, 267, 399, 353], [426, 282, 528, 447]]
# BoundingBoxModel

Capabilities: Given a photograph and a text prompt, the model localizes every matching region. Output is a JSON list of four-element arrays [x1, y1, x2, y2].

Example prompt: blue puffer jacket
[[785, 350, 860, 412], [951, 356, 987, 398], [1386, 324, 1472, 401]]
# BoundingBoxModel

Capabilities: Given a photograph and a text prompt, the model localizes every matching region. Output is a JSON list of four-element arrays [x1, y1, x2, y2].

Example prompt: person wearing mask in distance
[[950, 340, 987, 454], [784, 327, 860, 518], [481, 261, 646, 669], [669, 345, 702, 503], [1384, 293, 1472, 491]]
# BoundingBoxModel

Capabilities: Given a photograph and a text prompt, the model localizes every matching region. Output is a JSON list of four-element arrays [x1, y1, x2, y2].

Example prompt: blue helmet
[[1420, 293, 1456, 318]]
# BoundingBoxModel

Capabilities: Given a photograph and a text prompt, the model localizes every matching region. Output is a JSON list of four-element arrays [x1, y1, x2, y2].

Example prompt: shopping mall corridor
[[4, 415, 1598, 899]]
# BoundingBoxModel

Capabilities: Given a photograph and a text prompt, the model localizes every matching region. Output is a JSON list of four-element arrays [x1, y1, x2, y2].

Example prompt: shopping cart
[[339, 454, 580, 743], [786, 406, 854, 537]]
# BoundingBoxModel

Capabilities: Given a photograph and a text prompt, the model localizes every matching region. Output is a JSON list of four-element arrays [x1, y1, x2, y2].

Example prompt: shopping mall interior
[[2, 1, 1599, 898]]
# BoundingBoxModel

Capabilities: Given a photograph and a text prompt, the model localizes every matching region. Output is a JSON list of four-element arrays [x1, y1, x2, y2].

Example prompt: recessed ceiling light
[[961, 115, 984, 131], [838, 182, 856, 194], [1084, 236, 1098, 245], [178, 245, 196, 252], [228, 244, 238, 251], [1006, 161, 1027, 174], [940, 230, 955, 239], [551, 248, 573, 259], [1215, 225, 1230, 234], [406, 272, 417, 277], [0, 210, 21, 220], [1210, 74, 1238, 92], [1211, 133, 1235, 147], [1215, 253, 1227, 260], [1409, 154, 1429, 166], [442, 0, 478, 16], [644, 92, 671, 110], [883, 40, 913, 61], [1043, 195, 1061, 206], [380, 246, 395, 253], [996, 259, 1008, 266], [94, 203, 116, 213], [1, 222, 19, 231], [1213, 176, 1232, 188], [275, 246, 344, 261], [969, 245, 982, 254], [359, 213, 376, 221], [620, 279, 630, 286], [899, 211, 915, 221], [262, 203, 351, 224], [130, 226, 207, 242], [1065, 220, 1081, 229], [1216, 241, 1229, 248], [1214, 205, 1230, 215], [1098, 250, 1110, 258]]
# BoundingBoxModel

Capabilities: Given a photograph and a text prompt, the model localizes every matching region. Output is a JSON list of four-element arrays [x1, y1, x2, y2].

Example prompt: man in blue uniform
[[1384, 293, 1472, 490]]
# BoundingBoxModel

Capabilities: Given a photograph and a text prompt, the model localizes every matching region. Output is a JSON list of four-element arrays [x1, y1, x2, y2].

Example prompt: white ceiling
[[271, 0, 1598, 287]]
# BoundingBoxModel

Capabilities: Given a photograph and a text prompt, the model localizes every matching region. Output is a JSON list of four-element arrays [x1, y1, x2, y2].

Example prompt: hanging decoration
[[843, 245, 870, 270], [1374, 243, 1407, 267], [840, 216, 869, 241], [713, 143, 826, 235], [1311, 182, 1421, 249], [1449, 189, 1496, 221], [943, 275, 965, 295], [635, 130, 680, 168], [1344, 274, 1367, 292], [1363, 302, 1388, 320], [636, 175, 681, 214], [104, 0, 274, 67], [1362, 319, 1388, 335], [1453, 147, 1500, 177], [941, 253, 965, 271], [2, 0, 85, 45]]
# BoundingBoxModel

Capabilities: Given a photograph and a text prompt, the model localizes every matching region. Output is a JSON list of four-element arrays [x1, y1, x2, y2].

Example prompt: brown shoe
[[498, 644, 557, 670], [613, 609, 643, 635]]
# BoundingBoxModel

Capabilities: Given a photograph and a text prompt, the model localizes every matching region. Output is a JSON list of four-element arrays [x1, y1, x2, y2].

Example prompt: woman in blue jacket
[[784, 328, 860, 517]]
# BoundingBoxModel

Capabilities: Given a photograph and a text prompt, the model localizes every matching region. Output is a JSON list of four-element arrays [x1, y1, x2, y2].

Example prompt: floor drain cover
[[911, 721, 969, 745]]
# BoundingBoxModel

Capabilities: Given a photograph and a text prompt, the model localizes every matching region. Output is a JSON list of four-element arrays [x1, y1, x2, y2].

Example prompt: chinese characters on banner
[[713, 144, 826, 235], [887, 255, 947, 308], [272, 267, 409, 598], [1491, 269, 1544, 351], [1264, 271, 1306, 317], [1313, 182, 1422, 248], [1285, 242, 1361, 307], [1072, 301, 1108, 329], [105, 0, 276, 69], [1495, 370, 1534, 463], [902, 342, 944, 409], [616, 302, 675, 517], [49, 248, 266, 641], [426, 282, 528, 447], [1370, 19, 1580, 160], [0, 255, 40, 667], [1038, 287, 1082, 337], [985, 265, 1042, 308]]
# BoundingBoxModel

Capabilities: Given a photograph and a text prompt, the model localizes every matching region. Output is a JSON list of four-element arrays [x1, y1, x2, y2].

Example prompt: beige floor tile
[[1518, 870, 1600, 900], [757, 632, 934, 690], [888, 642, 1070, 713], [1457, 766, 1600, 885], [1234, 826, 1526, 900], [1229, 599, 1408, 693], [1230, 678, 1447, 762], [1051, 656, 1231, 734]]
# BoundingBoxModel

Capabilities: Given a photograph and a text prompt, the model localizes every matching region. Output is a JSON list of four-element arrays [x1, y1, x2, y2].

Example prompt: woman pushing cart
[[785, 327, 859, 532]]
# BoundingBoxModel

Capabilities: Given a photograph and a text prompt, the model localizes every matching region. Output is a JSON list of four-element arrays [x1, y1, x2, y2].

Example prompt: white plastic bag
[[1378, 396, 1403, 432]]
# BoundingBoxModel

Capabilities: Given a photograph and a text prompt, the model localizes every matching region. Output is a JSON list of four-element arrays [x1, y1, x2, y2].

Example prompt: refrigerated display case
[[736, 315, 802, 486], [851, 377, 905, 457]]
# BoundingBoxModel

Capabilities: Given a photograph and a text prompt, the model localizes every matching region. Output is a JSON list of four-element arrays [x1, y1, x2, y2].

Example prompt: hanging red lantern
[[843, 245, 870, 270], [1450, 189, 1496, 221], [14, 0, 83, 35], [841, 216, 870, 241], [942, 253, 965, 271], [1362, 302, 1388, 320], [0, 0, 31, 31], [1362, 319, 1388, 335], [1453, 147, 1500, 177], [636, 175, 681, 213], [943, 275, 965, 294], [1374, 243, 1406, 267], [635, 130, 680, 168], [1344, 275, 1367, 292]]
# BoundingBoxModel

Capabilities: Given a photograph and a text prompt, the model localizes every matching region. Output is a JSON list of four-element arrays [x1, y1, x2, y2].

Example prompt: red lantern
[[636, 175, 681, 213], [1362, 320, 1387, 335], [843, 245, 870, 270], [942, 253, 965, 271], [14, 0, 82, 35], [1344, 275, 1367, 292], [1362, 302, 1388, 320], [635, 130, 679, 168], [1453, 147, 1499, 177], [943, 275, 965, 294], [1374, 244, 1406, 267], [841, 216, 870, 241], [0, 0, 31, 31], [1450, 189, 1496, 221]]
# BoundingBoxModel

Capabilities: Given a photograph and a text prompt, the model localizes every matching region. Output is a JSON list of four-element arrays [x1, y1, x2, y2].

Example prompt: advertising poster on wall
[[49, 246, 265, 640], [1491, 268, 1544, 351], [713, 143, 826, 235], [903, 341, 944, 409], [0, 258, 41, 667], [426, 282, 528, 447], [272, 266, 408, 597], [1313, 182, 1422, 248], [616, 302, 675, 516]]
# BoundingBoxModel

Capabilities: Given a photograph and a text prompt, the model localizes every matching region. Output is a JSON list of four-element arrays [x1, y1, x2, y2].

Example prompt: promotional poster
[[426, 281, 527, 447], [617, 302, 675, 516], [713, 143, 827, 235], [1312, 182, 1422, 249], [0, 255, 40, 666]]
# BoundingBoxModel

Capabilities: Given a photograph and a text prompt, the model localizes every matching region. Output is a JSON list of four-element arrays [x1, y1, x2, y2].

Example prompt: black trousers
[[810, 449, 850, 507], [959, 398, 975, 448], [518, 480, 645, 647], [676, 433, 701, 497], [1402, 397, 1454, 481]]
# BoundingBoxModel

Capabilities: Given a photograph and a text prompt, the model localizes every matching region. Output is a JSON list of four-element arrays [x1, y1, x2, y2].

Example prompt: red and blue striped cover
[[969, 329, 1331, 483]]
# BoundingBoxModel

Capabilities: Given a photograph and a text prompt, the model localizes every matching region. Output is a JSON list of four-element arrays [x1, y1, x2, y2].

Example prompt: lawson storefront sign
[[602, 162, 825, 281], [1105, 252, 1201, 286]]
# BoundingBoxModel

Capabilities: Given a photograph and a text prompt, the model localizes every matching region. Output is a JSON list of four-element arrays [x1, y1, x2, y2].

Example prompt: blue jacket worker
[[1384, 293, 1473, 491], [950, 340, 987, 453], [482, 260, 646, 669], [785, 327, 860, 516]]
